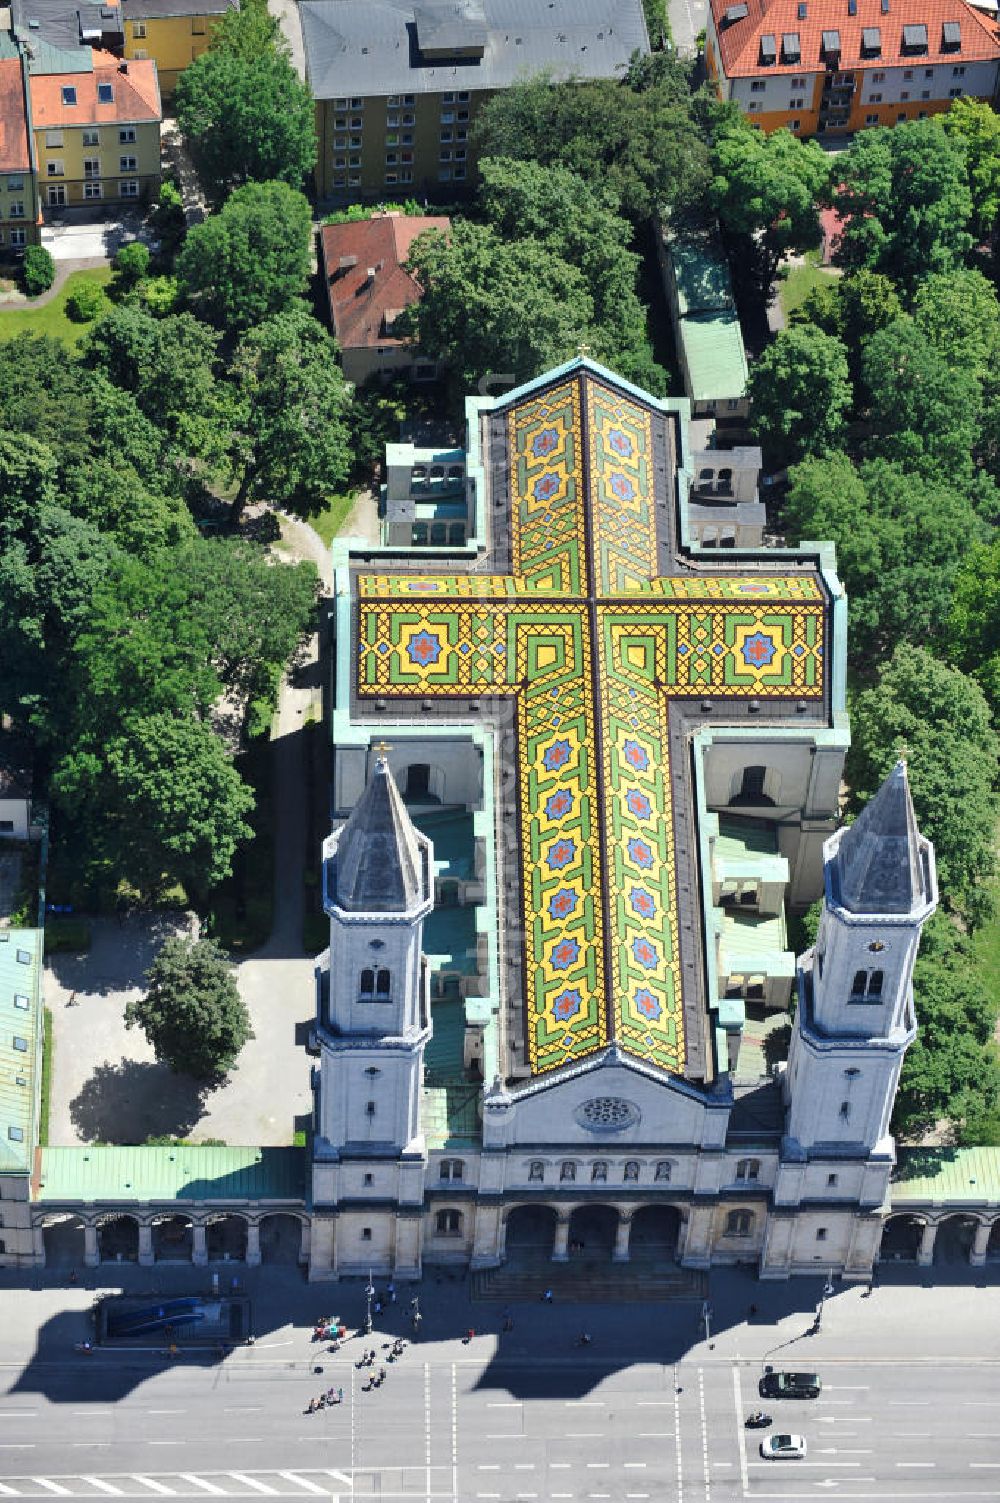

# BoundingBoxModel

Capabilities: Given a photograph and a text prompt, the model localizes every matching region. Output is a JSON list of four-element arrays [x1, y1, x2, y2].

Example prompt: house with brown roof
[[319, 211, 450, 386], [0, 49, 39, 252], [28, 46, 160, 215], [705, 0, 1000, 137]]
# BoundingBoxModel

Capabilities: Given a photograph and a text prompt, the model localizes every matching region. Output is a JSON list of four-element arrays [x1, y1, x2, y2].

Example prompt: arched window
[[736, 1158, 760, 1182], [528, 1161, 544, 1182], [360, 969, 375, 997], [376, 969, 391, 997], [624, 1160, 640, 1182], [851, 969, 868, 998], [655, 1160, 672, 1183], [560, 1161, 576, 1182], [868, 970, 884, 997], [406, 763, 430, 798], [732, 765, 773, 806], [726, 1209, 754, 1237], [439, 1159, 464, 1182], [435, 1209, 462, 1236], [592, 1160, 608, 1182]]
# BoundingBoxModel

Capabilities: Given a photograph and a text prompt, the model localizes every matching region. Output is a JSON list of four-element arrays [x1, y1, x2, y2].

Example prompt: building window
[[440, 128, 453, 142], [333, 156, 346, 168], [560, 1161, 576, 1182], [362, 1172, 374, 1187], [439, 168, 451, 181], [827, 1173, 838, 1187], [46, 185, 66, 205], [350, 116, 363, 129], [921, 90, 931, 99], [45, 129, 63, 148], [361, 1226, 372, 1241], [46, 161, 64, 177], [81, 129, 99, 148], [436, 1209, 462, 1236], [61, 85, 77, 106], [790, 97, 804, 108], [8, 202, 23, 218], [442, 91, 454, 103], [403, 93, 414, 105], [736, 1158, 760, 1182], [453, 167, 465, 180], [350, 97, 363, 108], [7, 175, 23, 191], [119, 155, 138, 173], [624, 1160, 640, 1183], [84, 182, 103, 200], [816, 1227, 828, 1241], [457, 109, 468, 121], [869, 92, 883, 102], [953, 64, 965, 75], [901, 91, 909, 99], [924, 67, 934, 77], [12, 1037, 28, 1053], [334, 96, 348, 108], [839, 1100, 851, 1121], [439, 1159, 464, 1182], [119, 127, 136, 144], [402, 113, 414, 125], [528, 1160, 544, 1182], [386, 114, 399, 128], [133, 18, 146, 35], [84, 157, 100, 178], [748, 102, 760, 111], [365, 1099, 376, 1117], [865, 112, 879, 123], [10, 228, 24, 247], [98, 82, 114, 104], [592, 1161, 607, 1182], [349, 155, 360, 168], [750, 80, 766, 91], [655, 1160, 672, 1183], [457, 90, 469, 101], [896, 112, 906, 121], [7, 1126, 23, 1143], [726, 1209, 753, 1237], [903, 68, 913, 79], [440, 110, 454, 124], [850, 969, 883, 1001], [949, 87, 963, 97], [871, 69, 885, 81]]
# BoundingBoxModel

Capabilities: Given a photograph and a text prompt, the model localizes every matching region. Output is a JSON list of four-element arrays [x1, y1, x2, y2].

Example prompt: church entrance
[[879, 1214, 922, 1262], [631, 1205, 681, 1262], [504, 1204, 557, 1256], [568, 1204, 617, 1261]]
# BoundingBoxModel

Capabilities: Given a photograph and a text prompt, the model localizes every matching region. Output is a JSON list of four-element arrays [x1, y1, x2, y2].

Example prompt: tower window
[[726, 1209, 754, 1236], [363, 1173, 374, 1186], [816, 1227, 828, 1241], [868, 970, 883, 997], [839, 1100, 851, 1121], [439, 1158, 464, 1182], [405, 763, 431, 799], [360, 968, 375, 997], [366, 1100, 376, 1116], [735, 1158, 760, 1182], [827, 1173, 838, 1187], [376, 969, 391, 997], [850, 969, 883, 1001], [362, 1226, 372, 1240], [435, 1209, 462, 1236]]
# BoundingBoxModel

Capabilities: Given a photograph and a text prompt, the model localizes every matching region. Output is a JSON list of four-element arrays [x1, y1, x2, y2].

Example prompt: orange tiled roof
[[710, 0, 1000, 75], [319, 212, 450, 353], [29, 48, 160, 126], [0, 59, 30, 173]]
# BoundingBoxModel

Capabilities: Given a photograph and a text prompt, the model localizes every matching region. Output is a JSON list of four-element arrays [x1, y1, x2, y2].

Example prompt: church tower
[[309, 756, 434, 1279], [785, 760, 937, 1154]]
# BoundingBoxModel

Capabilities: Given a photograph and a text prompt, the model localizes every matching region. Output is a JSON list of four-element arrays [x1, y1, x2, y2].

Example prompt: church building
[[307, 356, 936, 1282]]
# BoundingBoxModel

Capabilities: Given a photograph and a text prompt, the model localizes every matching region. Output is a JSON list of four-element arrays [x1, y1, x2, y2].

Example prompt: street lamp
[[701, 1299, 713, 1344], [364, 1270, 375, 1335], [814, 1270, 835, 1331]]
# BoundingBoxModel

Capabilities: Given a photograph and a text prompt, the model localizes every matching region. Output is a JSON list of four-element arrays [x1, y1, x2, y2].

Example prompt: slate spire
[[335, 756, 423, 912], [836, 759, 925, 915]]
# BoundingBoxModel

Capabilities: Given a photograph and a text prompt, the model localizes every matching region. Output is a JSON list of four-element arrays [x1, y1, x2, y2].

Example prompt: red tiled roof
[[710, 0, 1000, 75], [29, 49, 160, 127], [319, 213, 450, 353], [0, 59, 30, 174]]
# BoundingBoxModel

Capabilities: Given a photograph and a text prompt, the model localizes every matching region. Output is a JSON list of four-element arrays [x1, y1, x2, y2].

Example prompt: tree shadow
[[69, 1058, 209, 1144]]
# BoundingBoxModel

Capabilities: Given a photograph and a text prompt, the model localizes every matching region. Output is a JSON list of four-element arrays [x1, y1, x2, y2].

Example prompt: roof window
[[97, 82, 114, 104], [759, 31, 776, 61], [723, 3, 748, 22], [902, 22, 928, 50], [848, 0, 856, 13], [797, 2, 807, 18], [941, 19, 961, 49], [782, 29, 801, 59], [861, 25, 881, 53], [821, 28, 841, 56], [61, 85, 77, 105], [881, 0, 890, 13]]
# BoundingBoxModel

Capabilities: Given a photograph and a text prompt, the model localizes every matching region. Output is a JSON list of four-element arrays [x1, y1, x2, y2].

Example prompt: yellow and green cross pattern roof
[[355, 367, 829, 1081]]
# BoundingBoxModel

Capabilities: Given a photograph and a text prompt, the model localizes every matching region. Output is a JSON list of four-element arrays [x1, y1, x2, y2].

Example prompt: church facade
[[307, 357, 937, 1283]]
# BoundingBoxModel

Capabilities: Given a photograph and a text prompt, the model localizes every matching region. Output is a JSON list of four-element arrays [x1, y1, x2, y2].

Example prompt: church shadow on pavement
[[69, 1058, 209, 1143]]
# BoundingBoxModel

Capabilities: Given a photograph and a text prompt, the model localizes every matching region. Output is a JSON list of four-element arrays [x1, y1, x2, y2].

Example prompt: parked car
[[761, 1433, 807, 1460], [759, 1370, 822, 1399]]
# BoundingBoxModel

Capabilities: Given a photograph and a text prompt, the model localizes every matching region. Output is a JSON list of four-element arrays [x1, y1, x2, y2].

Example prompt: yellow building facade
[[122, 0, 235, 99]]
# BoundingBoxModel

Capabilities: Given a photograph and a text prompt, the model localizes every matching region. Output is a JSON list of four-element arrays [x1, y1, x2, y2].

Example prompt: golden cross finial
[[373, 740, 393, 757], [577, 342, 592, 357]]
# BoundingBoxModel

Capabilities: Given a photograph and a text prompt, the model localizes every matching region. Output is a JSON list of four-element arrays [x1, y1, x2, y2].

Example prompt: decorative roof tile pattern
[[355, 366, 829, 1080], [710, 0, 1000, 76]]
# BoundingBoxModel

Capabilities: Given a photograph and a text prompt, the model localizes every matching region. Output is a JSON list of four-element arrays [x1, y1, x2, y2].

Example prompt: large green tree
[[709, 120, 829, 292], [176, 181, 312, 333], [227, 309, 352, 526], [847, 644, 998, 928], [938, 96, 1000, 245], [126, 935, 253, 1079], [948, 538, 1000, 718], [174, 0, 316, 203], [746, 326, 851, 468], [404, 220, 597, 392], [832, 120, 974, 292], [861, 315, 980, 476]]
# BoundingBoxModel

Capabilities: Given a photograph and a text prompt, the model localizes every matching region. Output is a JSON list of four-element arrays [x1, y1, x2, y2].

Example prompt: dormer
[[412, 0, 487, 61], [781, 29, 801, 61], [821, 28, 841, 62], [941, 19, 961, 50], [901, 22, 928, 52], [861, 25, 881, 55]]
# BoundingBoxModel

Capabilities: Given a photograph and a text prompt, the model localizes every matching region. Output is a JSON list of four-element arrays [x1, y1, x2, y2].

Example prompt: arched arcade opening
[[153, 1215, 193, 1262], [98, 1213, 139, 1263], [630, 1205, 682, 1262], [568, 1204, 618, 1261], [259, 1214, 303, 1264], [504, 1204, 557, 1256], [41, 1213, 86, 1267], [879, 1214, 923, 1262]]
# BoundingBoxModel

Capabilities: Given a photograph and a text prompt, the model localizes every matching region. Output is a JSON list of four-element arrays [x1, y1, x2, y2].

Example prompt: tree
[[847, 645, 998, 928], [783, 453, 981, 664], [405, 220, 596, 393], [938, 96, 1000, 245], [911, 268, 1000, 386], [125, 935, 253, 1079], [65, 281, 107, 323], [175, 48, 316, 205], [836, 270, 903, 394], [832, 121, 973, 292], [52, 712, 255, 901], [746, 326, 851, 468], [113, 241, 151, 289], [471, 62, 710, 221], [861, 315, 980, 476], [175, 181, 311, 333], [22, 245, 55, 295], [709, 120, 829, 292], [227, 308, 352, 526], [948, 538, 1000, 718]]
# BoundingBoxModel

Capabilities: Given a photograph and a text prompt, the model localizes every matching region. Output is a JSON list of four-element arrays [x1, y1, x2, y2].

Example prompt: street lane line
[[277, 1475, 325, 1494], [477, 1465, 500, 1471], [0, 1416, 36, 1420], [586, 1462, 610, 1468], [451, 1361, 458, 1503], [178, 1477, 225, 1495], [624, 1463, 647, 1468], [897, 1462, 936, 1467], [83, 1479, 123, 1495], [565, 1401, 604, 1407], [971, 1463, 1000, 1468], [229, 1478, 275, 1495], [486, 1403, 519, 1408], [131, 1478, 174, 1494], [566, 1433, 601, 1438], [733, 1362, 749, 1495], [674, 1363, 684, 1503]]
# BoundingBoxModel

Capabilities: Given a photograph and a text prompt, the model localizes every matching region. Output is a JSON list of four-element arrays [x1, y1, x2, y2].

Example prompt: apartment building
[[0, 51, 38, 250], [705, 0, 1000, 137], [28, 47, 160, 213], [121, 0, 236, 99], [299, 0, 648, 202]]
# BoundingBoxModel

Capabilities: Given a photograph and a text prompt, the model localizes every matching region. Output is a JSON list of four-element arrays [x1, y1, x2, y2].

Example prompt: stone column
[[245, 1222, 261, 1267], [192, 1224, 208, 1267], [551, 1213, 571, 1263], [970, 1221, 991, 1268], [138, 1223, 154, 1268], [612, 1214, 632, 1264], [916, 1220, 937, 1267], [84, 1224, 99, 1268]]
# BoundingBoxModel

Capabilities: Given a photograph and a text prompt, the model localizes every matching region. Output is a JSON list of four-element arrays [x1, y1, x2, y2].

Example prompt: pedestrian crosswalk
[[0, 1472, 354, 1498]]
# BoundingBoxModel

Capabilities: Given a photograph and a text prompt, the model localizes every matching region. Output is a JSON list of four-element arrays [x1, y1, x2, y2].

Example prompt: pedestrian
[[748, 1303, 758, 1319], [542, 1288, 553, 1304], [338, 1387, 343, 1404], [387, 1280, 397, 1304], [374, 1298, 383, 1317]]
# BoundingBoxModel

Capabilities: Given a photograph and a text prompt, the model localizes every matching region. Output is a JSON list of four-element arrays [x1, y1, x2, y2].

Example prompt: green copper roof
[[720, 909, 794, 975], [678, 311, 748, 403], [892, 1147, 1000, 1206], [423, 996, 481, 1149], [0, 928, 42, 1175], [36, 1145, 307, 1202]]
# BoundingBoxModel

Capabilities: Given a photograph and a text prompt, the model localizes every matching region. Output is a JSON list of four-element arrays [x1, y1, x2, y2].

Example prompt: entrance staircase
[[471, 1251, 707, 1304]]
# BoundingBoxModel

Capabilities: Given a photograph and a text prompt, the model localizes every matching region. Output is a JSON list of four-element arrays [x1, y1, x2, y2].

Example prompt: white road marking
[[277, 1475, 325, 1494], [971, 1463, 1000, 1468], [733, 1363, 749, 1495], [0, 1415, 36, 1420], [477, 1465, 500, 1471], [83, 1479, 123, 1495], [566, 1401, 604, 1407], [451, 1361, 458, 1503], [566, 1432, 601, 1438], [131, 1478, 174, 1495], [0, 1485, 20, 1496], [674, 1363, 684, 1503], [897, 1462, 936, 1467], [513, 1464, 534, 1471], [624, 1463, 647, 1469], [486, 1402, 520, 1408], [586, 1462, 610, 1468], [34, 1486, 71, 1499], [178, 1477, 226, 1495], [697, 1367, 709, 1503], [229, 1478, 276, 1496], [424, 1363, 431, 1503]]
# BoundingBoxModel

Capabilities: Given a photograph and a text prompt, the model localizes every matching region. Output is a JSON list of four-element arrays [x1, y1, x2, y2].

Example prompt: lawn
[[0, 267, 113, 346], [779, 260, 839, 321], [309, 490, 358, 548]]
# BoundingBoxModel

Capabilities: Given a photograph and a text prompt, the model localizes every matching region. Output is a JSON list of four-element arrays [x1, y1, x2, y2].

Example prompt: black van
[[759, 1371, 822, 1400]]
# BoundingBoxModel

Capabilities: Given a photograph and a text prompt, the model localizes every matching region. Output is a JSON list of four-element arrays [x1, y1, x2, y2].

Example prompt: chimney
[[119, 59, 128, 71]]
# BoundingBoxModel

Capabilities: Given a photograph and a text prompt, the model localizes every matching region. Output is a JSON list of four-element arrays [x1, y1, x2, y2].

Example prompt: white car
[[760, 1433, 807, 1460]]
